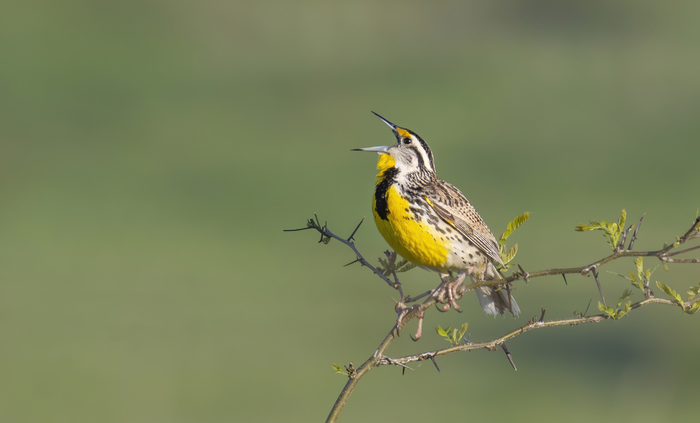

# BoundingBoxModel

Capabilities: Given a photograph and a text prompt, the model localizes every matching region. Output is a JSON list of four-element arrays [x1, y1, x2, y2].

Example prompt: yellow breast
[[373, 185, 450, 270]]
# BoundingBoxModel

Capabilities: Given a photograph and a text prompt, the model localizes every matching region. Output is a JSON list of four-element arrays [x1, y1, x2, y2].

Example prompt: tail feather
[[476, 286, 520, 316], [473, 262, 520, 316]]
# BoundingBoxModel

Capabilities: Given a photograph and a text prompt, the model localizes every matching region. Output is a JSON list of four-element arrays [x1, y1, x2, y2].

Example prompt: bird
[[354, 112, 519, 317]]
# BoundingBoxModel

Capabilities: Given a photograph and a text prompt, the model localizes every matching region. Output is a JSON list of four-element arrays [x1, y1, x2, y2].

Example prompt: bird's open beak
[[352, 112, 402, 153], [352, 145, 389, 153], [371, 111, 398, 131]]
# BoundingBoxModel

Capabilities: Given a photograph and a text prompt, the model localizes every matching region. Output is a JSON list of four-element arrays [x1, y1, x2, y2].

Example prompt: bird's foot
[[395, 300, 426, 340], [433, 272, 469, 312]]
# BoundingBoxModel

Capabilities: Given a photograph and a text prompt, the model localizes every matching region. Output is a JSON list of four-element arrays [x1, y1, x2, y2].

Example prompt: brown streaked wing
[[425, 181, 505, 267]]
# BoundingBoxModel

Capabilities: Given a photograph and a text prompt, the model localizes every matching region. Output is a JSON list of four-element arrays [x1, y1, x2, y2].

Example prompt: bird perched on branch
[[354, 112, 519, 316]]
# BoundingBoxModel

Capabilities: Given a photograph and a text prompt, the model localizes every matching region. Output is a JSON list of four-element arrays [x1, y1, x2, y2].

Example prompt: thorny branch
[[506, 216, 700, 286], [286, 214, 700, 423], [377, 296, 699, 369], [285, 214, 403, 297]]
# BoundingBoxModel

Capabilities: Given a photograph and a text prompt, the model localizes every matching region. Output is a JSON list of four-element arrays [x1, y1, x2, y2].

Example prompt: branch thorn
[[592, 267, 606, 307], [343, 258, 362, 267], [501, 343, 517, 371], [627, 213, 645, 250], [430, 355, 441, 373], [617, 224, 632, 252], [348, 217, 365, 242], [583, 299, 592, 317], [517, 264, 529, 284]]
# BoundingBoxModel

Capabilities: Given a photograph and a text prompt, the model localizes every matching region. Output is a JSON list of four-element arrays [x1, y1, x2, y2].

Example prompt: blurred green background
[[1, 1, 699, 422]]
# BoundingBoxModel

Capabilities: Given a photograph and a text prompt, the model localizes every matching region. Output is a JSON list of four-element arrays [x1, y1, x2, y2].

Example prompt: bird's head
[[354, 112, 436, 176]]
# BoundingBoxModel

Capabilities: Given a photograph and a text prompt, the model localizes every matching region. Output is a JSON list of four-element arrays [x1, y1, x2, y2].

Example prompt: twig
[[680, 216, 700, 241], [665, 244, 700, 257], [405, 290, 432, 303], [659, 255, 700, 263], [285, 215, 397, 288]]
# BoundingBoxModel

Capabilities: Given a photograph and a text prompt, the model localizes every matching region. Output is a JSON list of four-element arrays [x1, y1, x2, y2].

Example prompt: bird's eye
[[402, 137, 412, 145]]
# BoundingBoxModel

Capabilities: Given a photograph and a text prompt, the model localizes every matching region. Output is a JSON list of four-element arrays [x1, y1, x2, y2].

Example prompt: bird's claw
[[433, 272, 468, 312]]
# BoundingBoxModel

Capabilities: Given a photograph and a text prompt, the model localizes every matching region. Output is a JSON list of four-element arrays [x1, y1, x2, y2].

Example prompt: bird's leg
[[434, 273, 452, 311], [395, 300, 411, 329], [433, 271, 469, 312], [446, 271, 468, 312], [410, 309, 425, 341]]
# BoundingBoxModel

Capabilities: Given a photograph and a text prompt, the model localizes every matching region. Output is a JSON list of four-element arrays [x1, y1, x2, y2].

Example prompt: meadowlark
[[354, 112, 519, 316]]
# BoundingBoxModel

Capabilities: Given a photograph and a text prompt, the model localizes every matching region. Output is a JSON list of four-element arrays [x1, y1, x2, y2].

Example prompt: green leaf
[[501, 244, 518, 265], [617, 289, 633, 308], [635, 257, 644, 280], [682, 283, 700, 314], [497, 212, 529, 269], [333, 364, 347, 375], [630, 258, 658, 293], [618, 209, 627, 235], [457, 323, 469, 341], [575, 222, 600, 232], [396, 260, 417, 273], [617, 301, 632, 319], [685, 302, 700, 315], [377, 253, 418, 276], [628, 259, 645, 291], [437, 323, 469, 345], [599, 290, 636, 320], [575, 209, 627, 251], [688, 286, 700, 300], [656, 282, 684, 306], [498, 212, 530, 247], [598, 301, 616, 318]]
